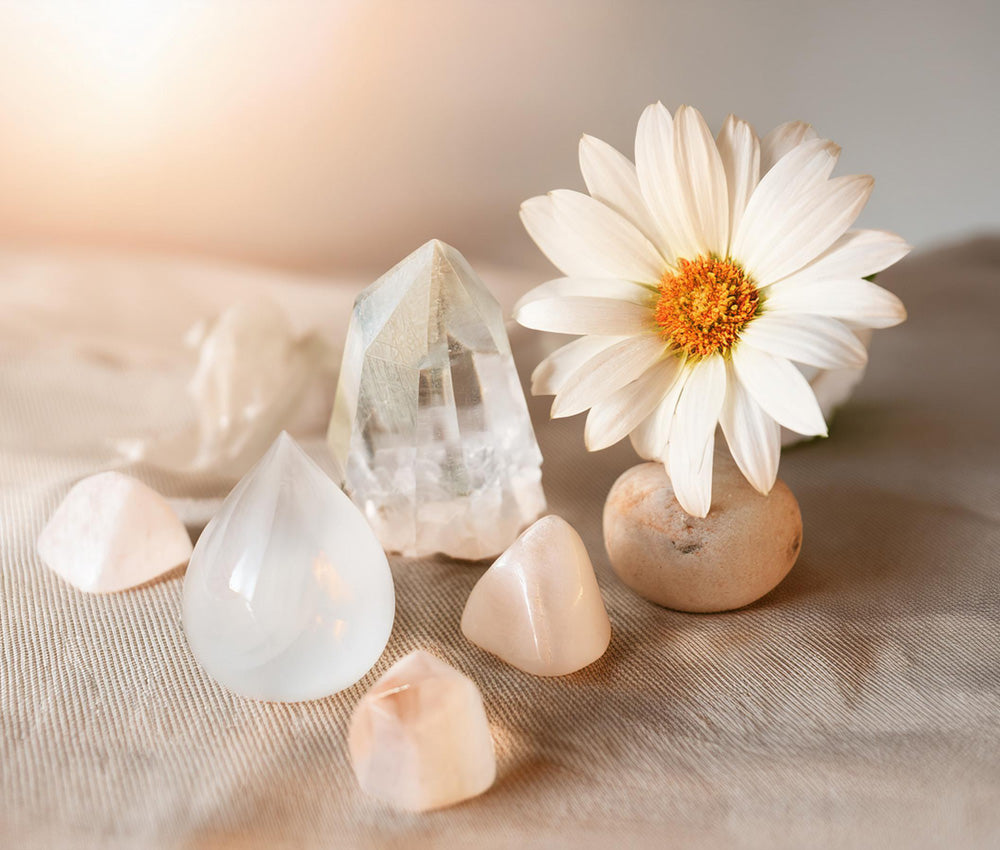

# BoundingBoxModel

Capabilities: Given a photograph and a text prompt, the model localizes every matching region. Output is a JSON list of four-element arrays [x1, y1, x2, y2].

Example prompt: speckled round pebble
[[603, 457, 802, 613]]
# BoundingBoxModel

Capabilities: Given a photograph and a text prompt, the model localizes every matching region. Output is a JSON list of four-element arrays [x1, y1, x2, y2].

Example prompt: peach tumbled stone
[[603, 457, 802, 613], [348, 650, 496, 812], [461, 515, 611, 676], [38, 471, 192, 593]]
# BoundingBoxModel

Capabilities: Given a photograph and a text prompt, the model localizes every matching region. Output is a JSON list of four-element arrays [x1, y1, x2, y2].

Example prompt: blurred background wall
[[0, 0, 996, 273]]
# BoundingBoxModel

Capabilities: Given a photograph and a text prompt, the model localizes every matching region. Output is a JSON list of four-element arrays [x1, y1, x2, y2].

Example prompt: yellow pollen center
[[655, 256, 759, 358]]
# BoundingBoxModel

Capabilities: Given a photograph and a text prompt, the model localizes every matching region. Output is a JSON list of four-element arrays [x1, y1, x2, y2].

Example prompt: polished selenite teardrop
[[182, 432, 395, 701]]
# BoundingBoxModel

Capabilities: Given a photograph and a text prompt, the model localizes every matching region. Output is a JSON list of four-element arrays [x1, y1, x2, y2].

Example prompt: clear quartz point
[[328, 239, 546, 560], [182, 432, 395, 701]]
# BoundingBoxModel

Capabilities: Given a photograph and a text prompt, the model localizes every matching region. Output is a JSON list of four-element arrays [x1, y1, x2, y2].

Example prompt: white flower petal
[[514, 277, 655, 314], [634, 102, 688, 261], [515, 296, 655, 336], [732, 138, 840, 267], [666, 355, 727, 517], [760, 121, 819, 173], [716, 114, 760, 251], [530, 335, 625, 397], [551, 334, 667, 418], [584, 357, 683, 451], [765, 277, 907, 329], [740, 313, 868, 369], [719, 359, 781, 495], [731, 343, 828, 437], [520, 195, 597, 278], [629, 361, 689, 459], [741, 174, 875, 287], [579, 134, 660, 244], [810, 362, 867, 421], [775, 229, 911, 285], [549, 189, 667, 284], [673, 105, 730, 257], [796, 335, 870, 428]]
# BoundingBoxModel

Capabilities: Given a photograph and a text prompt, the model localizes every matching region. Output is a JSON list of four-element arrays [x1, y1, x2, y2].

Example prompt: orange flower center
[[654, 256, 759, 358]]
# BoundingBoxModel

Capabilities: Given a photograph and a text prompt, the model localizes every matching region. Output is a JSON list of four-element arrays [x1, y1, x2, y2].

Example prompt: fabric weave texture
[[1, 240, 998, 849]]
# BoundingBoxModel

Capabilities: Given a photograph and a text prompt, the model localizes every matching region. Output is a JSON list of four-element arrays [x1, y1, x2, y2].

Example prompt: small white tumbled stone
[[37, 471, 193, 593], [349, 650, 496, 812], [461, 515, 611, 676], [182, 432, 395, 702]]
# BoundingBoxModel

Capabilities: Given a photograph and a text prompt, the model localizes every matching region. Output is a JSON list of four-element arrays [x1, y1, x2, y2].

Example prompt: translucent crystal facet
[[183, 432, 395, 701], [349, 650, 496, 811], [328, 239, 545, 560], [461, 515, 611, 676], [37, 471, 193, 593]]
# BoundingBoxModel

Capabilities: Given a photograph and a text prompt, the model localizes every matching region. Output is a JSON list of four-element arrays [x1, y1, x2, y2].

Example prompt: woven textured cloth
[[1, 240, 998, 848]]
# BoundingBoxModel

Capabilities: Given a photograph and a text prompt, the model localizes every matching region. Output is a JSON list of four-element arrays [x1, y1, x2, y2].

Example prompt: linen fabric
[[1, 240, 998, 849]]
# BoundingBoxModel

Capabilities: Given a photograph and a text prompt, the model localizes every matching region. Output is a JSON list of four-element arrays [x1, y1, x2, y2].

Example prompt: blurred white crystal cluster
[[328, 240, 545, 561], [121, 298, 338, 477]]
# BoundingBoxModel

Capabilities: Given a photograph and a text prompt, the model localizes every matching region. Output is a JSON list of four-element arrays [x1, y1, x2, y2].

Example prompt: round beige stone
[[603, 457, 802, 613]]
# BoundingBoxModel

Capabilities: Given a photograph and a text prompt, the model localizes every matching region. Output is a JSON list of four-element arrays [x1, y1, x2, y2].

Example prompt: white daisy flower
[[515, 103, 909, 517]]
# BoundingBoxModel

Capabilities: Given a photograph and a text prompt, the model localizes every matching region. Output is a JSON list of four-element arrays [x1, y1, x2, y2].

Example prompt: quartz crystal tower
[[328, 240, 545, 560]]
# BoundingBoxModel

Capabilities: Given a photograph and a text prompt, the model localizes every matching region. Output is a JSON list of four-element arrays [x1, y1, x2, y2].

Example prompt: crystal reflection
[[311, 550, 351, 641], [228, 549, 259, 600]]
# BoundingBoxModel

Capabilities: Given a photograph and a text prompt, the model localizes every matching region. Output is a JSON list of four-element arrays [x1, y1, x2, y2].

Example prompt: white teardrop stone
[[461, 515, 611, 676], [349, 650, 496, 811], [182, 432, 395, 701], [37, 471, 193, 593]]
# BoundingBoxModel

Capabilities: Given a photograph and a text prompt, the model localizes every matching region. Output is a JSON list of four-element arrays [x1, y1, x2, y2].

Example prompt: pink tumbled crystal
[[461, 515, 611, 676], [348, 650, 496, 812]]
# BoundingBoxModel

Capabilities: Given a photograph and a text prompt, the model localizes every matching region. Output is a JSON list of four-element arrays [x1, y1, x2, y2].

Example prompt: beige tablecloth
[[2, 240, 999, 849]]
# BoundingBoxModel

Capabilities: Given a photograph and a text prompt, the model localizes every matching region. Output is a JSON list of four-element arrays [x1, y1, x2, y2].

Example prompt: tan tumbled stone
[[603, 457, 801, 612], [348, 650, 496, 812], [461, 515, 611, 676]]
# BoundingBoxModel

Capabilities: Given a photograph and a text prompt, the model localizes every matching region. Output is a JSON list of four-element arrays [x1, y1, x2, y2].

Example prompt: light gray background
[[0, 0, 997, 269]]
